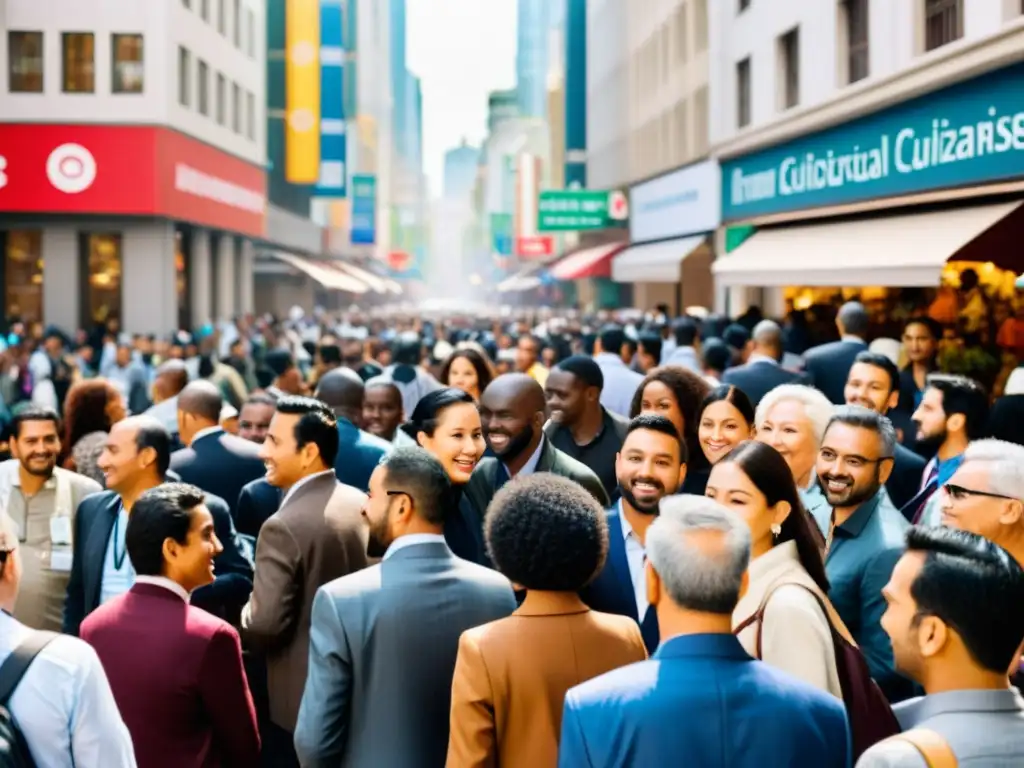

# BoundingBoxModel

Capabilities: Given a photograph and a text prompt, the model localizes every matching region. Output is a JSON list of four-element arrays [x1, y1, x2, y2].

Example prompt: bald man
[[171, 381, 266, 519], [315, 368, 390, 492], [144, 359, 191, 438], [721, 320, 808, 407]]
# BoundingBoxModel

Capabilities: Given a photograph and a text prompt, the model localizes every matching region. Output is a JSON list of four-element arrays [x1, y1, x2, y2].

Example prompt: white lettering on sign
[[0, 156, 6, 190], [175, 163, 265, 213]]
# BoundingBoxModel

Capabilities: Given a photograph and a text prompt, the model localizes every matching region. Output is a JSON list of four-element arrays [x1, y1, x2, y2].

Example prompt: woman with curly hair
[[61, 379, 127, 486], [438, 346, 495, 403], [629, 365, 712, 494]]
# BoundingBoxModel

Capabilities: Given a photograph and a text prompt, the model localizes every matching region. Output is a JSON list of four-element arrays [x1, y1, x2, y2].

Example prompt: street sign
[[515, 235, 555, 259], [538, 189, 627, 232]]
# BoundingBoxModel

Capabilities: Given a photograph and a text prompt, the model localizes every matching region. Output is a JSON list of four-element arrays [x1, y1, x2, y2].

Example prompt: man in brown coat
[[241, 396, 368, 767]]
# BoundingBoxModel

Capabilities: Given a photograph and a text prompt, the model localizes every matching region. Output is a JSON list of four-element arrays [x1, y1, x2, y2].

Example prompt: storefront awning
[[611, 235, 706, 283], [713, 202, 1024, 287], [496, 271, 543, 293], [267, 251, 369, 293], [334, 261, 403, 295], [549, 243, 626, 281]]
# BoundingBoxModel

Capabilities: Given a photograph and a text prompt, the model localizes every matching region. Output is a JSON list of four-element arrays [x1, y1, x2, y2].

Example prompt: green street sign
[[538, 189, 628, 232]]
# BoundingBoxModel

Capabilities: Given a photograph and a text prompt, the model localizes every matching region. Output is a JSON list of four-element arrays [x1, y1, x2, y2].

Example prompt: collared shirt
[[917, 452, 965, 527], [841, 335, 865, 344], [0, 611, 137, 768], [280, 469, 336, 509], [618, 500, 648, 620], [503, 437, 545, 480], [747, 352, 779, 366], [546, 408, 626, 499], [100, 503, 136, 606], [593, 353, 644, 418], [134, 575, 190, 602], [190, 425, 224, 445], [382, 532, 447, 561], [662, 345, 702, 375], [143, 395, 180, 436]]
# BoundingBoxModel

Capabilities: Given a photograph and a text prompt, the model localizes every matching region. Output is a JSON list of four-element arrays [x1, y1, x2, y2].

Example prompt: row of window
[[8, 31, 143, 94], [631, 87, 710, 180], [178, 47, 257, 141], [181, 0, 257, 59]]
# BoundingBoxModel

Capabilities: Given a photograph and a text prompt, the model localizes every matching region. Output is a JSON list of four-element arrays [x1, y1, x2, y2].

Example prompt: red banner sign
[[0, 124, 267, 237], [515, 235, 555, 259]]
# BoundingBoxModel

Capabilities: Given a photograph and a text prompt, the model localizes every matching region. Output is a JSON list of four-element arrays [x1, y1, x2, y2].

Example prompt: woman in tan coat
[[706, 440, 845, 700], [447, 474, 646, 768]]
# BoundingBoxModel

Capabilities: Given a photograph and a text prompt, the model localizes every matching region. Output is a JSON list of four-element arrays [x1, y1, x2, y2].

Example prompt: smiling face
[[164, 505, 223, 593], [258, 412, 308, 489], [416, 402, 485, 485], [845, 362, 898, 414], [97, 422, 155, 492], [363, 386, 403, 440], [756, 399, 820, 487], [615, 427, 684, 515], [479, 387, 541, 462], [11, 417, 61, 478], [706, 460, 790, 557], [447, 355, 481, 400], [638, 381, 684, 440], [815, 422, 891, 510], [699, 399, 753, 465], [545, 369, 590, 427]]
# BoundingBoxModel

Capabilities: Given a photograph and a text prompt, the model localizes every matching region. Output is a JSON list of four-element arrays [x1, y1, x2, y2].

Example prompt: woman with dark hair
[[629, 365, 711, 494], [706, 440, 846, 700], [400, 387, 487, 563], [697, 385, 755, 467], [439, 346, 495, 402], [61, 379, 127, 486]]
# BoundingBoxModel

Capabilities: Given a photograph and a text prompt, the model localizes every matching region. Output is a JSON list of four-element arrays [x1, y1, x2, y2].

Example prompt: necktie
[[908, 463, 940, 525]]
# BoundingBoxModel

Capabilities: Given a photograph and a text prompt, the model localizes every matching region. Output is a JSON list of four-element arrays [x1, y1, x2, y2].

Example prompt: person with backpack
[[0, 514, 135, 767]]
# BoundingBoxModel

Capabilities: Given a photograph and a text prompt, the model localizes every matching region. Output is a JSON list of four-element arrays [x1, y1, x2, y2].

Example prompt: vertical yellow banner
[[285, 0, 320, 184]]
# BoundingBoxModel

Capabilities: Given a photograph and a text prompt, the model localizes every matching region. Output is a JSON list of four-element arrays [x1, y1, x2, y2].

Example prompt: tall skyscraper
[[516, 0, 556, 118], [444, 141, 480, 200]]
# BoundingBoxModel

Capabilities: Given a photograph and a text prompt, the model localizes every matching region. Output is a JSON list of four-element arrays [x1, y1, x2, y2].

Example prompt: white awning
[[713, 202, 1023, 287], [496, 271, 542, 293], [267, 251, 369, 293], [334, 261, 404, 295], [611, 235, 706, 282]]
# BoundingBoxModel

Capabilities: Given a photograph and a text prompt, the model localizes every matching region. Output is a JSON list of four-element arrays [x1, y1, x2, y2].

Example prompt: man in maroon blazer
[[81, 482, 260, 768]]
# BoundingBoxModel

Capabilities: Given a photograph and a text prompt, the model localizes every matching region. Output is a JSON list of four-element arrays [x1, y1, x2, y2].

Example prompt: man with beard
[[580, 414, 687, 653], [295, 447, 515, 767], [0, 406, 101, 630], [467, 374, 608, 521], [811, 405, 913, 703]]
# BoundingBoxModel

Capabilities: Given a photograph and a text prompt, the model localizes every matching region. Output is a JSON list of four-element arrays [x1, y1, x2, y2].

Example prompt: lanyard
[[112, 505, 128, 571]]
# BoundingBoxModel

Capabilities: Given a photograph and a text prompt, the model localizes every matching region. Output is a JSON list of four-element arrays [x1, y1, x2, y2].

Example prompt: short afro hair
[[485, 473, 608, 591]]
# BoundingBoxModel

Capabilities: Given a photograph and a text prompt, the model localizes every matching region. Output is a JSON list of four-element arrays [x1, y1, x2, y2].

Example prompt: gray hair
[[646, 496, 751, 615], [825, 405, 897, 458], [755, 384, 834, 444], [961, 439, 1024, 502], [837, 301, 869, 337], [751, 320, 783, 350]]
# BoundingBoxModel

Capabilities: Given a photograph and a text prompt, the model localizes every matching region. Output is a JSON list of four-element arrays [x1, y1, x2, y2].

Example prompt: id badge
[[49, 546, 73, 573], [50, 516, 72, 546]]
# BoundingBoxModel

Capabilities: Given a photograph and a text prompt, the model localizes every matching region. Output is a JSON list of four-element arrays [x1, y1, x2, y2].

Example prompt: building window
[[175, 229, 191, 332], [779, 27, 800, 109], [232, 82, 241, 133], [233, 0, 241, 47], [675, 6, 688, 64], [246, 90, 255, 139], [694, 85, 709, 155], [178, 46, 190, 106], [201, 0, 210, 22], [8, 31, 43, 93], [925, 0, 963, 51], [739, 0, 751, 11], [5, 231, 44, 323], [182, 0, 191, 7], [247, 9, 256, 57], [736, 57, 751, 128], [198, 58, 209, 115], [695, 0, 708, 52], [80, 233, 122, 328], [844, 0, 869, 84], [111, 34, 144, 93], [218, 0, 227, 35], [62, 33, 95, 93], [216, 72, 226, 124]]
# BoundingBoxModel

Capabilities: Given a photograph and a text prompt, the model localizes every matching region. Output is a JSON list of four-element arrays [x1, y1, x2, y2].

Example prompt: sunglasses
[[943, 483, 1019, 503]]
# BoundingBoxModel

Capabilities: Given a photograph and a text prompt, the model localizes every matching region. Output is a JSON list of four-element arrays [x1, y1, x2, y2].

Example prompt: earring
[[770, 523, 782, 538]]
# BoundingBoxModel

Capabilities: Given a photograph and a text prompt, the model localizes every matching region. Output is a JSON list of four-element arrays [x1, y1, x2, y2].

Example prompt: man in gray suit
[[857, 526, 1024, 766], [295, 447, 517, 767]]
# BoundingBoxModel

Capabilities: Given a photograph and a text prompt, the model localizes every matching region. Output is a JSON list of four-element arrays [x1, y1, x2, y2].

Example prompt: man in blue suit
[[721, 320, 808, 407], [803, 301, 871, 404], [560, 496, 851, 768], [314, 368, 390, 490]]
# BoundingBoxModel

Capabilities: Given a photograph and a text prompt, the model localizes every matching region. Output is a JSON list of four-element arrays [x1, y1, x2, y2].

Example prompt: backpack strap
[[890, 728, 957, 768], [0, 631, 59, 705]]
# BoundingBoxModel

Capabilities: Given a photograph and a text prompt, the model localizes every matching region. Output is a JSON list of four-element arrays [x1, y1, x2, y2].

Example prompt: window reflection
[[62, 32, 95, 93], [8, 31, 44, 93], [112, 34, 144, 94], [5, 231, 44, 323], [83, 233, 122, 326]]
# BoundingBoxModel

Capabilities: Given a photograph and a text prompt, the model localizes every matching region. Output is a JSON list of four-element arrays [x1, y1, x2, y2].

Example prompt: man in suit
[[235, 477, 281, 539], [171, 380, 266, 519], [592, 324, 644, 417], [241, 395, 369, 767], [314, 367, 391, 491], [858, 526, 1024, 767], [143, 359, 189, 439], [63, 416, 253, 635], [559, 496, 851, 768], [295, 447, 516, 767], [580, 414, 686, 653], [81, 483, 260, 768], [722, 320, 807, 407], [803, 300, 870, 404], [844, 351, 927, 510]]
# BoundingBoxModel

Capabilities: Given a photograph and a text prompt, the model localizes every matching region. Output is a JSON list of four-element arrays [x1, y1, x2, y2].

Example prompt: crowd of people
[[0, 298, 1022, 767]]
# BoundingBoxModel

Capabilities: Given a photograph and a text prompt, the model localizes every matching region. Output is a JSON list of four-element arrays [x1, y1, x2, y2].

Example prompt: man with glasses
[[811, 405, 913, 702]]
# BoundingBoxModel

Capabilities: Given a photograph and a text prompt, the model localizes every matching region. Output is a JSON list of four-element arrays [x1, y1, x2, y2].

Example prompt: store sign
[[350, 174, 376, 245], [491, 213, 513, 256], [515, 235, 554, 258], [0, 124, 267, 237], [629, 159, 721, 241], [721, 62, 1024, 221], [538, 189, 628, 232]]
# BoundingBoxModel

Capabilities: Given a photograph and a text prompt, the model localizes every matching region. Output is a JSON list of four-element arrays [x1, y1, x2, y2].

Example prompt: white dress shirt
[[99, 504, 135, 606], [502, 437, 545, 479], [618, 500, 649, 619], [279, 469, 336, 509], [594, 353, 645, 418], [133, 575, 190, 602], [382, 533, 447, 560]]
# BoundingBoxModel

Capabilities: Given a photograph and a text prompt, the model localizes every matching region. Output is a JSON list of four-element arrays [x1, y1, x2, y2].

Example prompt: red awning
[[549, 242, 627, 280]]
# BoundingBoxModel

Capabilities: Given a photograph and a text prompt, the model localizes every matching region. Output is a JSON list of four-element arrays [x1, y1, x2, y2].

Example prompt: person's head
[[960, 267, 980, 292], [816, 406, 895, 510], [317, 341, 342, 369], [0, 514, 23, 610], [698, 385, 755, 466], [97, 416, 171, 493], [176, 380, 223, 446], [265, 349, 302, 394], [546, 355, 603, 428], [114, 342, 133, 368], [151, 359, 189, 404], [10, 406, 62, 479], [636, 332, 662, 373], [723, 323, 751, 363], [126, 483, 223, 593], [238, 393, 277, 444], [514, 334, 541, 373], [844, 351, 900, 415], [645, 495, 751, 622], [42, 328, 64, 357], [363, 378, 404, 440], [259, 396, 338, 488], [707, 441, 828, 592], [440, 348, 494, 402], [750, 319, 783, 361], [617, 414, 687, 516], [391, 332, 424, 366], [942, 439, 1024, 556], [902, 317, 940, 365], [486, 473, 607, 591], [671, 317, 700, 348], [836, 301, 869, 338], [62, 379, 127, 457], [912, 374, 989, 452], [755, 384, 833, 488], [363, 447, 453, 557], [314, 367, 365, 425], [881, 526, 1024, 688], [701, 338, 731, 376], [402, 387, 484, 485], [595, 324, 626, 358], [630, 366, 711, 465], [479, 373, 546, 464]]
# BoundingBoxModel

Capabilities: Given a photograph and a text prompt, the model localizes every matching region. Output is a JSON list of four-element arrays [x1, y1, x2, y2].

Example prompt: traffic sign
[[538, 189, 627, 232]]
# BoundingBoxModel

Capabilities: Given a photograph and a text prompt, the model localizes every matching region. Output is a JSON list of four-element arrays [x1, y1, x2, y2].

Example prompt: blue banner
[[564, 0, 587, 188], [315, 0, 346, 198], [351, 174, 376, 244]]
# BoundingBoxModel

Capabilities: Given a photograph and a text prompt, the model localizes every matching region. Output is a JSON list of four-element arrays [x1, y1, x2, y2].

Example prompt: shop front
[[0, 123, 267, 335], [617, 159, 720, 314]]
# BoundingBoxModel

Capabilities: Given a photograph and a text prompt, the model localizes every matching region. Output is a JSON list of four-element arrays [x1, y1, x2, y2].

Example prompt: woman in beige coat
[[707, 440, 845, 700]]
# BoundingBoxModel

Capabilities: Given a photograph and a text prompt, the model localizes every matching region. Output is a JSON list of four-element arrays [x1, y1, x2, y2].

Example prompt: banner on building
[[315, 0, 346, 197], [286, 0, 321, 184], [351, 174, 376, 245], [490, 213, 512, 258]]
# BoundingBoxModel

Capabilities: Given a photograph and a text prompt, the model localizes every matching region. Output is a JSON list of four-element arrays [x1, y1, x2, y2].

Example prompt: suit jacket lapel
[[537, 438, 556, 473], [604, 511, 639, 621]]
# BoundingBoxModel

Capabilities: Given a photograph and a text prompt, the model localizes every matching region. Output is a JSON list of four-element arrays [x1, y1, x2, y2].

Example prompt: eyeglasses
[[943, 483, 1019, 503]]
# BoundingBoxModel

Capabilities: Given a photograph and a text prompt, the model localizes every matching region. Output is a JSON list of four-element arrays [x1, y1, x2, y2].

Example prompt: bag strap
[[735, 580, 846, 660], [890, 728, 957, 768], [0, 631, 58, 705]]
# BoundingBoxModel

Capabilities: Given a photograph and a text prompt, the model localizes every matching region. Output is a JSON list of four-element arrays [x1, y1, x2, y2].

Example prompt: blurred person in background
[[61, 379, 127, 487], [697, 385, 755, 469], [593, 324, 644, 418], [515, 333, 549, 387], [803, 301, 871, 405], [635, 332, 662, 374], [362, 378, 406, 444], [723, 320, 808, 407], [439, 347, 495, 403], [237, 393, 277, 445], [701, 338, 731, 386], [662, 317, 702, 373]]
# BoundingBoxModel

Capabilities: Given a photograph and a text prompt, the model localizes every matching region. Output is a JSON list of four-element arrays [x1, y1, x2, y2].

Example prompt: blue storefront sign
[[351, 174, 376, 245], [315, 0, 346, 198], [721, 62, 1024, 222]]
